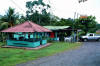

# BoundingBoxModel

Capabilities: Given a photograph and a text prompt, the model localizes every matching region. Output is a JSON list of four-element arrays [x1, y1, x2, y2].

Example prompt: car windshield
[[89, 34, 93, 36]]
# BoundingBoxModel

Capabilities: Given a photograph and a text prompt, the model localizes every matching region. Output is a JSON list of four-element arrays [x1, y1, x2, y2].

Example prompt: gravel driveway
[[16, 42, 100, 66]]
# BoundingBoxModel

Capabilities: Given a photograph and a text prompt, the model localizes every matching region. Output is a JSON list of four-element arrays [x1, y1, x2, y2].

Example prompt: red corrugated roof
[[1, 21, 52, 32]]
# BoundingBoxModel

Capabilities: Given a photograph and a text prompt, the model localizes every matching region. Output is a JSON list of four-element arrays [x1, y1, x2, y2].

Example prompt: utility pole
[[77, 0, 88, 42], [48, 0, 52, 25], [72, 12, 76, 42], [72, 0, 88, 42]]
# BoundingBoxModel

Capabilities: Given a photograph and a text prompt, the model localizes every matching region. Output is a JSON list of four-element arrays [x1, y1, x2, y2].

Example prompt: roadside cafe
[[44, 26, 73, 41], [1, 21, 52, 48], [44, 26, 79, 42]]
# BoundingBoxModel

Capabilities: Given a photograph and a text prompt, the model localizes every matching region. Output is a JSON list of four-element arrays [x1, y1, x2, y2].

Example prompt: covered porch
[[44, 26, 78, 42]]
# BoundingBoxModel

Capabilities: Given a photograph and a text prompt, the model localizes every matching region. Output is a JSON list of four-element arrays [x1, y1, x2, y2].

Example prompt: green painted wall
[[7, 40, 40, 48], [41, 40, 47, 45]]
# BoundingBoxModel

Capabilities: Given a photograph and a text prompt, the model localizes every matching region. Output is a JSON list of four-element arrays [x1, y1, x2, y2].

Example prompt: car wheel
[[98, 39, 100, 41], [84, 39, 88, 42]]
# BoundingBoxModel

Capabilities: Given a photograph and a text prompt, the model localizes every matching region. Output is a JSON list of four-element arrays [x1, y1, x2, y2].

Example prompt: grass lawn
[[0, 42, 81, 66]]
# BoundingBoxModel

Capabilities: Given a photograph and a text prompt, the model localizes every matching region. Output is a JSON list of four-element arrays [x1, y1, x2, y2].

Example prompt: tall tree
[[15, 15, 26, 24], [74, 16, 97, 34], [54, 18, 74, 26], [26, 0, 51, 25], [96, 24, 100, 30]]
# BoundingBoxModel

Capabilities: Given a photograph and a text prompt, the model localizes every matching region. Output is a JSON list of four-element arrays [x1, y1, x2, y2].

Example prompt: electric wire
[[10, 0, 26, 13]]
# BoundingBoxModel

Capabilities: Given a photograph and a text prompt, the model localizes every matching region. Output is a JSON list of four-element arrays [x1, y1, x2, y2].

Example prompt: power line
[[10, 0, 26, 13]]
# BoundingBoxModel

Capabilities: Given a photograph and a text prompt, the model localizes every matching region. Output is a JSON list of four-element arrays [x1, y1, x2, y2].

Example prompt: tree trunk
[[9, 22, 14, 27]]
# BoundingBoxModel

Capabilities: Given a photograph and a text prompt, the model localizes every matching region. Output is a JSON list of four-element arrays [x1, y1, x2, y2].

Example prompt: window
[[89, 34, 93, 36]]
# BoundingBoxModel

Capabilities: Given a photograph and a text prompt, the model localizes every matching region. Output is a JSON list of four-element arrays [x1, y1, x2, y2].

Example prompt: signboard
[[78, 0, 88, 3], [80, 16, 88, 18]]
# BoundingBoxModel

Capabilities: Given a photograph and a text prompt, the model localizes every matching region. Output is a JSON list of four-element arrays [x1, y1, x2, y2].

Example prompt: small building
[[43, 26, 76, 41], [1, 21, 52, 48]]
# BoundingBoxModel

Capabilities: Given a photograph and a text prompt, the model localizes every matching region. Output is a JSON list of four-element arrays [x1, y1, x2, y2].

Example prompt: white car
[[64, 36, 73, 42], [80, 33, 100, 41]]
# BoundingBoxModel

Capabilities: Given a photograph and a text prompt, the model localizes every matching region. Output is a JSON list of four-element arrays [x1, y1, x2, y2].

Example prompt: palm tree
[[0, 7, 19, 27]]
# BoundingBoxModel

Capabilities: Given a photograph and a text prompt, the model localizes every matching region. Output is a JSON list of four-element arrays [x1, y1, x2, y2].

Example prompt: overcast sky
[[0, 0, 100, 23]]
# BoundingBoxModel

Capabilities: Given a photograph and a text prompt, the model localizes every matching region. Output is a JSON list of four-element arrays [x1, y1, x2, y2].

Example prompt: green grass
[[0, 42, 81, 66]]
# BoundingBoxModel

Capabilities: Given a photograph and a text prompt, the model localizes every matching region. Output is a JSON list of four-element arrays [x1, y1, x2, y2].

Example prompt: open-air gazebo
[[1, 21, 52, 48]]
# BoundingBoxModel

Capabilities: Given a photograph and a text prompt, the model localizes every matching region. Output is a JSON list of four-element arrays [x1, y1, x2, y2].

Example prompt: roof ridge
[[29, 22, 43, 32], [28, 21, 37, 32], [30, 22, 52, 32]]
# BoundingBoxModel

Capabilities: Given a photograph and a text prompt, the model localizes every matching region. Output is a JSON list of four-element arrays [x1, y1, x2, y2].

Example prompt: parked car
[[64, 36, 73, 42], [80, 33, 100, 41]]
